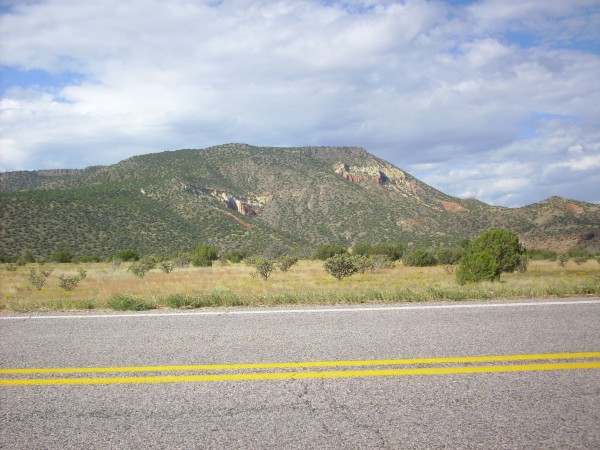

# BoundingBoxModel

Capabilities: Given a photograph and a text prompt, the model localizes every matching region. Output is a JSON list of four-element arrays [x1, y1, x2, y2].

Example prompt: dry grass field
[[1, 260, 599, 312]]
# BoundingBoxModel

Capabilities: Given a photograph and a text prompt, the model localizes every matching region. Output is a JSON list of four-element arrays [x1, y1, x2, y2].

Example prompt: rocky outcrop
[[180, 181, 267, 217], [334, 162, 426, 200], [440, 201, 468, 212]]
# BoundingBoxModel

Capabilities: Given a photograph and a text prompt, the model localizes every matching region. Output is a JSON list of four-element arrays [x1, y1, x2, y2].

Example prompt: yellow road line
[[2, 352, 599, 375], [2, 362, 600, 386]]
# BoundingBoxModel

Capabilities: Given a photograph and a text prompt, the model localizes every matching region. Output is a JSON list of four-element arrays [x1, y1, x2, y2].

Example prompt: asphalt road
[[1, 298, 599, 449]]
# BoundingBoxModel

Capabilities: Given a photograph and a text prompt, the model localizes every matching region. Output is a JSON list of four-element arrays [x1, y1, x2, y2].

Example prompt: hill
[[1, 144, 598, 259]]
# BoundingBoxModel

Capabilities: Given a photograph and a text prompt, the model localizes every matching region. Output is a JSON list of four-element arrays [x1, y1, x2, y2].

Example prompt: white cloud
[[0, 0, 599, 206]]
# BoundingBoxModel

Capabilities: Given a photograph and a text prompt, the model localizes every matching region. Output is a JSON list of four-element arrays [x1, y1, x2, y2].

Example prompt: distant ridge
[[1, 144, 599, 258]]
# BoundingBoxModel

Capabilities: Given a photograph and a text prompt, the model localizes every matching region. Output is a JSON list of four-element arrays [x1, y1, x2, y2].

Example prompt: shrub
[[108, 294, 154, 311], [77, 268, 87, 279], [403, 248, 437, 267], [192, 244, 220, 267], [251, 258, 276, 280], [58, 274, 80, 291], [0, 253, 17, 263], [558, 253, 569, 267], [5, 264, 17, 272], [469, 229, 525, 273], [160, 260, 175, 273], [28, 268, 49, 290], [51, 251, 73, 263], [165, 294, 197, 309], [435, 247, 464, 265], [352, 242, 373, 256], [173, 252, 192, 268], [324, 254, 358, 280], [527, 248, 558, 261], [567, 244, 591, 260], [222, 250, 247, 263], [277, 255, 298, 272], [456, 251, 501, 284], [372, 242, 406, 260], [115, 249, 140, 262], [79, 255, 100, 263], [353, 255, 375, 273], [22, 251, 35, 263], [370, 254, 395, 270], [129, 261, 149, 278], [315, 244, 347, 260]]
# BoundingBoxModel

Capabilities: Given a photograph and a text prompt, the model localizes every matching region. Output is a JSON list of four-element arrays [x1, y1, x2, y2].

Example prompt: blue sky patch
[[0, 66, 82, 95]]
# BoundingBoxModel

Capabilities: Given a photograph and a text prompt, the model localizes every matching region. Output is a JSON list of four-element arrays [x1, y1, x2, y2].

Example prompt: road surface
[[1, 298, 599, 448]]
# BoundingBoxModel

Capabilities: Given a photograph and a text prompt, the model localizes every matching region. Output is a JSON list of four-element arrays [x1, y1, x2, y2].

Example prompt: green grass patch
[[108, 294, 156, 311]]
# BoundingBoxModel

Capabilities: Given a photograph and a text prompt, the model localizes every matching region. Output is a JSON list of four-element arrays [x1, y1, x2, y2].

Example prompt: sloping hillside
[[1, 144, 598, 258]]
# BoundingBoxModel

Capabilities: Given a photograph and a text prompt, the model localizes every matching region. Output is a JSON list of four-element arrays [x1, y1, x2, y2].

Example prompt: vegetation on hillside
[[1, 144, 599, 261]]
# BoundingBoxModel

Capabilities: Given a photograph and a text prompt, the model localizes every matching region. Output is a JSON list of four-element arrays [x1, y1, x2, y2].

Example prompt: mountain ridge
[[1, 144, 598, 258]]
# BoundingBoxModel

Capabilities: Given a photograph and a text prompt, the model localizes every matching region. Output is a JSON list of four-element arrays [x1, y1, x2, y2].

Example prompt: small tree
[[315, 244, 347, 260], [403, 248, 437, 267], [435, 247, 464, 265], [469, 229, 525, 273], [567, 244, 591, 265], [58, 274, 81, 291], [456, 251, 501, 284], [192, 244, 220, 267], [558, 253, 569, 267], [28, 268, 51, 290], [456, 229, 526, 284], [324, 254, 358, 280], [160, 260, 175, 273], [51, 251, 73, 263], [251, 258, 276, 280], [115, 249, 140, 262], [352, 242, 373, 256], [277, 255, 298, 272], [353, 255, 375, 273], [128, 257, 157, 278], [372, 242, 406, 260]]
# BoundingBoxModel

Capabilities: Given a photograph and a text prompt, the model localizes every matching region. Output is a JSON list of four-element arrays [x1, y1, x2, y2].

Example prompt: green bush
[[222, 250, 248, 263], [403, 248, 437, 267], [129, 261, 148, 278], [51, 251, 73, 263], [469, 229, 525, 273], [370, 254, 395, 270], [372, 242, 406, 260], [315, 244, 347, 260], [456, 251, 501, 284], [352, 242, 373, 257], [58, 274, 81, 291], [159, 260, 175, 273], [456, 229, 526, 284], [324, 254, 358, 280], [251, 258, 276, 280], [173, 252, 192, 268], [558, 253, 569, 266], [79, 255, 100, 263], [192, 244, 220, 267], [28, 268, 48, 290], [527, 248, 558, 261], [115, 249, 140, 262], [108, 295, 155, 311], [435, 247, 464, 265], [567, 244, 591, 260], [277, 255, 298, 272], [353, 255, 375, 273]]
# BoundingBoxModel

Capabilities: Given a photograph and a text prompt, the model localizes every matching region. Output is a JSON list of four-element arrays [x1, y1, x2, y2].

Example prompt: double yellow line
[[1, 352, 599, 386]]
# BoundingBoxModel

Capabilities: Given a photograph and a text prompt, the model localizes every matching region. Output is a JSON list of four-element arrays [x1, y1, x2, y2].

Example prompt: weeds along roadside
[[0, 260, 599, 312]]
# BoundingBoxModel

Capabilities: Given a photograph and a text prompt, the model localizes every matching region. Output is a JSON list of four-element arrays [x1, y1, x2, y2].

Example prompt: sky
[[1, 0, 599, 207]]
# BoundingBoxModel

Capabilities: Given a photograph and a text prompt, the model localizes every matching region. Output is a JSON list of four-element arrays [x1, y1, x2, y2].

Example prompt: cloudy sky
[[1, 0, 599, 206]]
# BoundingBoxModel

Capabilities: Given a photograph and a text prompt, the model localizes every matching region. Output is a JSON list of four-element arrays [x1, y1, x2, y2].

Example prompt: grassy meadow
[[1, 259, 599, 312]]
